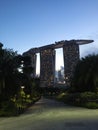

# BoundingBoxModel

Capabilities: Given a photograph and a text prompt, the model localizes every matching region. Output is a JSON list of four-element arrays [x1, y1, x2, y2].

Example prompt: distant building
[[58, 66, 64, 83], [23, 39, 94, 87]]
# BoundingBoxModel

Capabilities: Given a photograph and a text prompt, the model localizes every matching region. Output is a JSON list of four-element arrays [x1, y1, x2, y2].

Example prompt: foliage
[[70, 54, 98, 92], [0, 47, 20, 99], [84, 102, 98, 109], [56, 92, 98, 109], [80, 92, 98, 100], [0, 43, 41, 116], [0, 101, 17, 116], [30, 78, 41, 98]]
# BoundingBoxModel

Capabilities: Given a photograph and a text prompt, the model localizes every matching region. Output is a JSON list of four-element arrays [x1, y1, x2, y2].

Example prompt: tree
[[0, 43, 40, 102], [0, 45, 21, 100], [70, 54, 98, 92]]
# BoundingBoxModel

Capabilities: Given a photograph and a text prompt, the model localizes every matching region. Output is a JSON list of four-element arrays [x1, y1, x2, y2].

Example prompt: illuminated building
[[23, 39, 93, 87]]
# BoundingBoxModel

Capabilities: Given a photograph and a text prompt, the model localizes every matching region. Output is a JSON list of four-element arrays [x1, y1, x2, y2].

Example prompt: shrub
[[56, 93, 66, 100], [0, 101, 17, 116], [85, 102, 98, 109], [56, 92, 98, 109], [80, 92, 98, 102]]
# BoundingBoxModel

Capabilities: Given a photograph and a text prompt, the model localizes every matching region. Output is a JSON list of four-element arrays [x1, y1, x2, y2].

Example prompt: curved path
[[0, 97, 98, 130]]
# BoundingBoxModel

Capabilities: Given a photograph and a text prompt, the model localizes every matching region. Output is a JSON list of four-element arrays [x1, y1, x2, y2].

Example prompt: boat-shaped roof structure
[[23, 39, 94, 55]]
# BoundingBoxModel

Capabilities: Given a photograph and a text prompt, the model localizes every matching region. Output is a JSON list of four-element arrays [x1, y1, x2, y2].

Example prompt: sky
[[0, 0, 98, 72]]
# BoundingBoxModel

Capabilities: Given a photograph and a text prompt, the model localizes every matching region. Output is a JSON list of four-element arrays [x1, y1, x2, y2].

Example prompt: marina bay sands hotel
[[23, 39, 93, 87]]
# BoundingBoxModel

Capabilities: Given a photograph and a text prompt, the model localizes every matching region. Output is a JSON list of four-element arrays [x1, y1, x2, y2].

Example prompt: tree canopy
[[70, 54, 98, 92], [0, 46, 21, 99]]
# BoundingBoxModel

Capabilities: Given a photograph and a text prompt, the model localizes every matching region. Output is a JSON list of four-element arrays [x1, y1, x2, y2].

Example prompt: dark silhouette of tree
[[70, 54, 98, 92], [0, 44, 21, 100], [0, 43, 40, 103]]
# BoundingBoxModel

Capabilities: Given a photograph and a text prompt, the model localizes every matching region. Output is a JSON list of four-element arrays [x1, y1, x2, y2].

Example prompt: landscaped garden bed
[[56, 92, 98, 109]]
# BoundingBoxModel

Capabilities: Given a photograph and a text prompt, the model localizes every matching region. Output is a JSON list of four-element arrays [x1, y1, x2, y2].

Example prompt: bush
[[80, 92, 98, 102], [56, 93, 66, 100], [56, 92, 98, 109], [58, 93, 81, 106], [0, 101, 17, 116], [85, 102, 98, 109]]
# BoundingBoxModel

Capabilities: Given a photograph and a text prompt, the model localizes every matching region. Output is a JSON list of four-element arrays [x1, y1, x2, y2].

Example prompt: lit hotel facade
[[23, 39, 93, 87]]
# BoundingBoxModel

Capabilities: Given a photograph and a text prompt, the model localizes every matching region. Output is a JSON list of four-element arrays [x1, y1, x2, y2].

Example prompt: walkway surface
[[0, 97, 98, 130]]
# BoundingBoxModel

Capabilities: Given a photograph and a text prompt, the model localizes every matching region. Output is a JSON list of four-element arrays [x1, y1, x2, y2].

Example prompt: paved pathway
[[0, 97, 98, 130]]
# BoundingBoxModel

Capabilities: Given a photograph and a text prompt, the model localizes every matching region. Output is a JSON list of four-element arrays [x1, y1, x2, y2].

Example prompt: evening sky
[[0, 0, 98, 71]]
